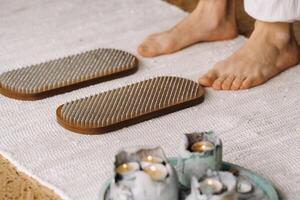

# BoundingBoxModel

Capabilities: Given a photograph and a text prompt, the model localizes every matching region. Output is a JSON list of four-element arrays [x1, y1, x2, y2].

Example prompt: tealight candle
[[200, 178, 224, 195], [143, 164, 168, 181], [143, 155, 163, 163], [115, 162, 139, 176], [141, 155, 164, 168], [178, 132, 222, 187], [111, 147, 179, 200], [191, 141, 215, 153], [237, 179, 253, 194], [186, 171, 237, 200]]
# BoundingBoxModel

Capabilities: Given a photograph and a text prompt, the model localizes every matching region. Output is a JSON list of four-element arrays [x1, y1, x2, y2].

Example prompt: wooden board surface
[[1, 1, 299, 199]]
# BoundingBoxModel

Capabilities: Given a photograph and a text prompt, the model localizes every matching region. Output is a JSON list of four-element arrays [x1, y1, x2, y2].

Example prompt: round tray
[[99, 158, 279, 200]]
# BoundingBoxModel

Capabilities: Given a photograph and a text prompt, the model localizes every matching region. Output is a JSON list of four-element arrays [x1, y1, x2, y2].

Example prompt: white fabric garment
[[1, 0, 300, 200], [245, 0, 300, 22]]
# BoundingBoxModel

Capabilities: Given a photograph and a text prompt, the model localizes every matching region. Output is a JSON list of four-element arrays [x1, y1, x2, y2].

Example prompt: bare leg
[[137, 0, 238, 57], [199, 21, 300, 90]]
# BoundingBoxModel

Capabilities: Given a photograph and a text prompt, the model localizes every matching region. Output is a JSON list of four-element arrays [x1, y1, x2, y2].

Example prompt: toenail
[[141, 46, 148, 51]]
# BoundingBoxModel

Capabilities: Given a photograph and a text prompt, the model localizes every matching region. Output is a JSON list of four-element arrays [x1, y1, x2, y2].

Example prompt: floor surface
[[0, 1, 299, 199]]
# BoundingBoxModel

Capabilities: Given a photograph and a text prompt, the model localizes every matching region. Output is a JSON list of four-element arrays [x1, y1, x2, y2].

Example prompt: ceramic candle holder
[[186, 170, 237, 200], [178, 132, 222, 188], [109, 147, 179, 200]]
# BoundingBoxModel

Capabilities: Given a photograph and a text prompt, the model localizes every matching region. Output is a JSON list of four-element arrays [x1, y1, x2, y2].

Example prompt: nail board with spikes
[[0, 48, 138, 100], [56, 76, 205, 135]]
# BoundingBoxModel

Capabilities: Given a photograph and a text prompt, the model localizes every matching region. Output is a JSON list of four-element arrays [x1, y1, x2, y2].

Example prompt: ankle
[[196, 0, 235, 19], [196, 0, 234, 9], [195, 0, 236, 30], [255, 21, 296, 49]]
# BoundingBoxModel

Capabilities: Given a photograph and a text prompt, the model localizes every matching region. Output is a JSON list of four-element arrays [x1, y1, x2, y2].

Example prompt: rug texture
[[0, 0, 300, 199]]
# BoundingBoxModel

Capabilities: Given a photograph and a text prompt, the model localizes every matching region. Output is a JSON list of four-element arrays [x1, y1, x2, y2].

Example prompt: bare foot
[[199, 21, 300, 90], [137, 0, 238, 57]]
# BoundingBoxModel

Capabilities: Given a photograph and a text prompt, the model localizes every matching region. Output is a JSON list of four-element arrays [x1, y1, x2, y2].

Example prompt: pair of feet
[[137, 0, 300, 90]]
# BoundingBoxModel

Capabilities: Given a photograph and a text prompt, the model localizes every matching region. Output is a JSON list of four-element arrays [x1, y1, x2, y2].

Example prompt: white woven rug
[[0, 0, 300, 199]]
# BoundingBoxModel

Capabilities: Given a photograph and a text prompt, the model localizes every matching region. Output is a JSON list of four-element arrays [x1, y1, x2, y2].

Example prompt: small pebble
[[237, 179, 253, 193]]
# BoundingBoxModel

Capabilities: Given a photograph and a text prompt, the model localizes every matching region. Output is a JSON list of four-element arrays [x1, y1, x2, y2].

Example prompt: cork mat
[[56, 76, 205, 134], [0, 155, 59, 200], [1, 0, 300, 200], [0, 49, 138, 100]]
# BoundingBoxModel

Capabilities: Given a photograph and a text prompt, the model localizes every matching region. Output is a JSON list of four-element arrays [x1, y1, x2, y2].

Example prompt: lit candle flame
[[122, 163, 128, 169], [191, 141, 214, 153], [147, 156, 153, 162], [150, 165, 156, 172], [143, 164, 167, 181], [116, 162, 139, 175], [200, 178, 223, 194], [207, 179, 213, 185]]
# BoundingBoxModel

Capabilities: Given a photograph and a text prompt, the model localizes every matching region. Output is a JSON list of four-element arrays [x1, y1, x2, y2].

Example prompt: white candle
[[191, 141, 215, 153], [141, 155, 164, 168], [115, 162, 140, 177], [200, 178, 224, 195], [143, 164, 168, 181], [144, 155, 163, 163]]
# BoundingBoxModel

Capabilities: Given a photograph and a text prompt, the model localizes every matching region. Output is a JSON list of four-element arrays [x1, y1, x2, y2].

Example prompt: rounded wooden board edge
[[0, 52, 138, 101], [56, 77, 205, 135]]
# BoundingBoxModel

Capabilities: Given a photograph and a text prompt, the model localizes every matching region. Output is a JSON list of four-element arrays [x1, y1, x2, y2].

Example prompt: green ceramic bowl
[[99, 158, 279, 200]]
